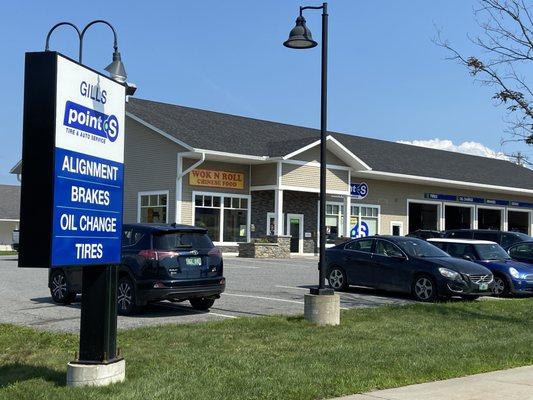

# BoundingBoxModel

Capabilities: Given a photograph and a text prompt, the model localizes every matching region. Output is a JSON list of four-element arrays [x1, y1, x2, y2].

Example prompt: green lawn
[[2, 298, 533, 400]]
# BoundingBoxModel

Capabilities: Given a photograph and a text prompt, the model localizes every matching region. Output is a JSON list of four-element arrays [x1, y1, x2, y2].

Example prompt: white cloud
[[396, 138, 510, 161]]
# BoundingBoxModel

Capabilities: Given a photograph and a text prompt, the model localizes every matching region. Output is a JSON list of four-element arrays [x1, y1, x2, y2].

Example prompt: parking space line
[[223, 292, 349, 310], [275, 285, 308, 291], [222, 292, 304, 304]]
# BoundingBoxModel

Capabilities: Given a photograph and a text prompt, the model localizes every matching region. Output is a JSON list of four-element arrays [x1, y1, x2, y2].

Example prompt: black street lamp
[[45, 20, 136, 94], [284, 3, 333, 296]]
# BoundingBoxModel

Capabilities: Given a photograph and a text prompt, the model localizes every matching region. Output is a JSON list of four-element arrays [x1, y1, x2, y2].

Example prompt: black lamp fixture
[[284, 3, 333, 296], [283, 15, 317, 49], [105, 50, 127, 83]]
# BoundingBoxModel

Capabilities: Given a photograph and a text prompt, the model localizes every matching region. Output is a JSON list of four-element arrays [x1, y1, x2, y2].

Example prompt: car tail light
[[138, 250, 178, 261], [153, 281, 167, 288], [208, 247, 222, 257]]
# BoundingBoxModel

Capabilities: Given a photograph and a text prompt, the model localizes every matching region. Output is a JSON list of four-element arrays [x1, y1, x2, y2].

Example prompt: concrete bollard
[[304, 293, 340, 326], [66, 359, 125, 387]]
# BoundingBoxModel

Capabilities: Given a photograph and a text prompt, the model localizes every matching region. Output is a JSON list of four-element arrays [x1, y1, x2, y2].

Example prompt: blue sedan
[[429, 238, 533, 296], [325, 236, 494, 302]]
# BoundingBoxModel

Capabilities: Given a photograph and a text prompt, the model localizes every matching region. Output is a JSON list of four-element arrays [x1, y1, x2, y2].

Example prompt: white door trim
[[442, 202, 475, 230], [390, 221, 404, 236], [286, 213, 304, 254]]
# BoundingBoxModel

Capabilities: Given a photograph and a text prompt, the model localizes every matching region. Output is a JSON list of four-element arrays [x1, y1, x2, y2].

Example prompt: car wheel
[[117, 277, 137, 315], [412, 275, 438, 302], [50, 270, 76, 304], [328, 267, 348, 291], [492, 275, 510, 297], [190, 298, 215, 311]]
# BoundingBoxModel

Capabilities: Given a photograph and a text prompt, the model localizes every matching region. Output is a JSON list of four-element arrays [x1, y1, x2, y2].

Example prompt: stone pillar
[[275, 189, 284, 236]]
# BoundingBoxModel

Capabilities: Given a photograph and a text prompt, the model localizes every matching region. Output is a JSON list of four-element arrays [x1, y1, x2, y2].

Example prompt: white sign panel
[[52, 55, 125, 266]]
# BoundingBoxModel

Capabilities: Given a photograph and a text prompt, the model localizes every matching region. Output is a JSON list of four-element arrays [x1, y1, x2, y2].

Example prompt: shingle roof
[[126, 98, 533, 190], [0, 184, 20, 220]]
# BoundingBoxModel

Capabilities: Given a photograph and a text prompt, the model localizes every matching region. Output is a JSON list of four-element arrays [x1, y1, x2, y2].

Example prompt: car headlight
[[439, 267, 461, 281], [509, 267, 520, 279]]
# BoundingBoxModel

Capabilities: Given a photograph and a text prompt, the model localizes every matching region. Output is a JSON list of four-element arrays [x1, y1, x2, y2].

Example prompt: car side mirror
[[462, 255, 473, 261]]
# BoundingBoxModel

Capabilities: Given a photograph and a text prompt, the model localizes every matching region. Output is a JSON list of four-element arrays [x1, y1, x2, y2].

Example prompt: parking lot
[[0, 255, 415, 332]]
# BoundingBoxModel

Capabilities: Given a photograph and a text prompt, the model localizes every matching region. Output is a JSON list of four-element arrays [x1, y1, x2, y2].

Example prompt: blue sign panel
[[425, 193, 457, 201], [52, 148, 123, 265], [350, 182, 369, 199], [510, 201, 533, 209], [486, 199, 509, 206], [457, 196, 484, 204]]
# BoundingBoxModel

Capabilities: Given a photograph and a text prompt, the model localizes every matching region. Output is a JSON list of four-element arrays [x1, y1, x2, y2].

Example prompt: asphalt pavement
[[0, 255, 414, 332]]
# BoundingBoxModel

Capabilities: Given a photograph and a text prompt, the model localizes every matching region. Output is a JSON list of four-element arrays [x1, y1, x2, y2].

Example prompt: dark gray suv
[[48, 223, 225, 315]]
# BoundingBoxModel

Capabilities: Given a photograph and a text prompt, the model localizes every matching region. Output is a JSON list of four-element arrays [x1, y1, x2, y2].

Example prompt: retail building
[[12, 97, 533, 254]]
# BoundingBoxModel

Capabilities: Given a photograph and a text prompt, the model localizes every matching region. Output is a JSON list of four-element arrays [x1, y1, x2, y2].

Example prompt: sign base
[[304, 293, 340, 326], [67, 358, 125, 387]]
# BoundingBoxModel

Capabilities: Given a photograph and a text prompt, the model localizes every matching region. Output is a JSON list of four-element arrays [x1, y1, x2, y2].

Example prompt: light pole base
[[304, 293, 340, 326], [66, 358, 125, 387]]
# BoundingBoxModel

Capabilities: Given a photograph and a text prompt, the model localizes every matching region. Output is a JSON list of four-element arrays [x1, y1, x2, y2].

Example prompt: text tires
[[412, 275, 438, 302], [117, 277, 137, 315], [50, 270, 77, 304], [190, 298, 215, 311], [328, 267, 348, 291]]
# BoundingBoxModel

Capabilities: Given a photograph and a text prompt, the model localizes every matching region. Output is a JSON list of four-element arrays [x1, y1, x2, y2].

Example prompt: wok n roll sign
[[189, 169, 244, 189]]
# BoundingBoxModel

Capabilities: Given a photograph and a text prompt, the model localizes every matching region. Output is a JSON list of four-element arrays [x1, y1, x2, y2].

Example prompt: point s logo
[[63, 101, 119, 142]]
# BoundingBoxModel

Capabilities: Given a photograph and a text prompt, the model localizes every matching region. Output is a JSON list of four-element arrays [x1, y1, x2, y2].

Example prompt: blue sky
[[0, 0, 527, 184]]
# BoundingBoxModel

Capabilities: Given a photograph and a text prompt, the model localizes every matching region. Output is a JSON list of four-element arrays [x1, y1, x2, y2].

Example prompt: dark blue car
[[429, 238, 533, 296], [325, 236, 494, 302]]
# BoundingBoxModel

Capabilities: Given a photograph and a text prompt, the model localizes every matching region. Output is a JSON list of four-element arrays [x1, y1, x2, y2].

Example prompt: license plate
[[185, 257, 202, 267], [479, 283, 488, 291]]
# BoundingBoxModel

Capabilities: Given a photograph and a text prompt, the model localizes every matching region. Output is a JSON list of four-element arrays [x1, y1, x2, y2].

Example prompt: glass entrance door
[[286, 214, 303, 253]]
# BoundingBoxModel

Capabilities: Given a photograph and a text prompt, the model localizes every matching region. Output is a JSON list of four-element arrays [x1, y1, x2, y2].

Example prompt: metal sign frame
[[19, 51, 125, 268]]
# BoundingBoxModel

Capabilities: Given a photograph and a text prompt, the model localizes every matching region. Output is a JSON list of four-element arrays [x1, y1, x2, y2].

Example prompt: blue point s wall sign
[[18, 52, 125, 268]]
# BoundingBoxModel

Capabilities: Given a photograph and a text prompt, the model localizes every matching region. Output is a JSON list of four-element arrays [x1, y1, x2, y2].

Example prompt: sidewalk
[[331, 365, 533, 400]]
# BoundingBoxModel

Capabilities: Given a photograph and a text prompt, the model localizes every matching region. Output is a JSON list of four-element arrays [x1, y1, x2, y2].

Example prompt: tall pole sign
[[19, 51, 125, 268], [19, 51, 126, 385]]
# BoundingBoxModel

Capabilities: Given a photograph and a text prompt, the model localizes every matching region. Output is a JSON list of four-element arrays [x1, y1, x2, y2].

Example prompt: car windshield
[[475, 243, 511, 261], [153, 231, 213, 250], [396, 238, 450, 258]]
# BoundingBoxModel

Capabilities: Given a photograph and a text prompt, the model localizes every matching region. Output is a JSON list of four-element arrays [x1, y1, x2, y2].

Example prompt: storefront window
[[139, 192, 168, 223], [326, 203, 344, 244], [194, 194, 249, 243], [350, 205, 379, 238]]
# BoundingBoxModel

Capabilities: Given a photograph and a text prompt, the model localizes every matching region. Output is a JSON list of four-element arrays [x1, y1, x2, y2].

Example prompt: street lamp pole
[[284, 3, 333, 296]]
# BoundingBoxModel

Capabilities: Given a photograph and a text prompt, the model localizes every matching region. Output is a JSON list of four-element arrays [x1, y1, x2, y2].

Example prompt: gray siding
[[251, 163, 277, 186], [123, 117, 185, 223]]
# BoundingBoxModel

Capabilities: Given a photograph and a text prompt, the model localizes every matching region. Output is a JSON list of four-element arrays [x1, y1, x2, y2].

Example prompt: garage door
[[508, 210, 529, 234], [478, 208, 502, 230], [409, 202, 438, 232], [445, 205, 471, 230]]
